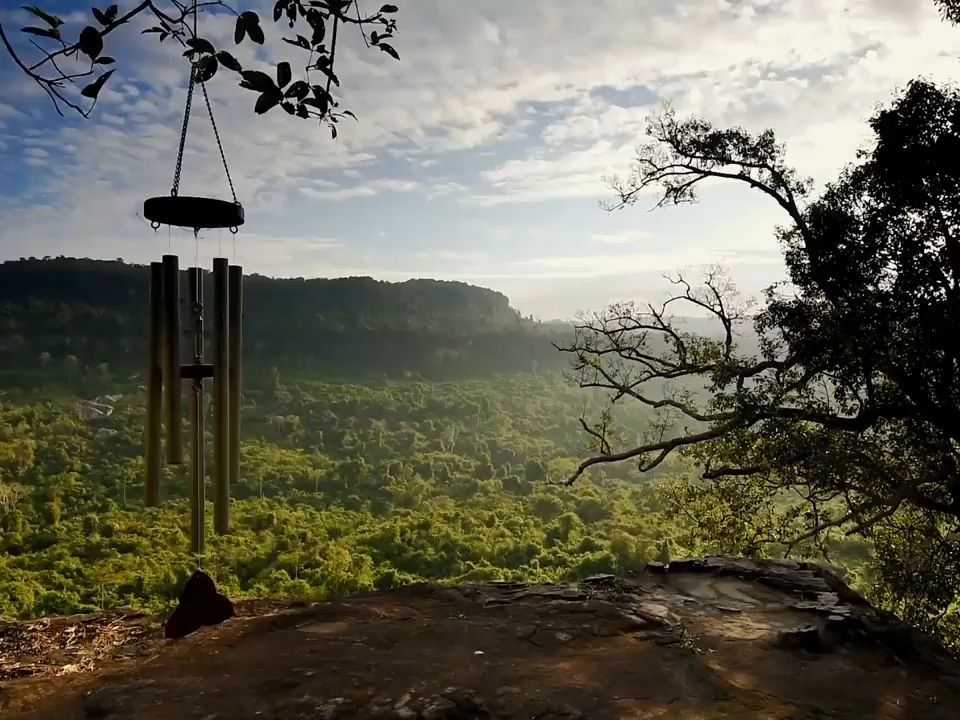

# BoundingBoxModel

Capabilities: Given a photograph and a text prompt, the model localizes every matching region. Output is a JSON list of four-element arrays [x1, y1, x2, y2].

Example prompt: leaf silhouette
[[255, 90, 282, 114], [195, 55, 218, 83], [22, 6, 63, 28], [378, 43, 399, 60], [21, 26, 60, 40], [80, 69, 114, 99], [276, 62, 291, 88], [78, 26, 103, 60], [216, 51, 242, 72]]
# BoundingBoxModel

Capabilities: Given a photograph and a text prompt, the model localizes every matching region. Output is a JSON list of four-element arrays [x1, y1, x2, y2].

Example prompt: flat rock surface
[[2, 557, 960, 719]]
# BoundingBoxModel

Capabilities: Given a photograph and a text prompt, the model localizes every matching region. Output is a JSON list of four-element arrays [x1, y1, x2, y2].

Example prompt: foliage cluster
[[0, 371, 712, 619]]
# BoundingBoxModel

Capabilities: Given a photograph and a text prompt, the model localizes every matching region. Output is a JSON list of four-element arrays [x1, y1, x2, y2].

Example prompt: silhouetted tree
[[561, 78, 960, 645]]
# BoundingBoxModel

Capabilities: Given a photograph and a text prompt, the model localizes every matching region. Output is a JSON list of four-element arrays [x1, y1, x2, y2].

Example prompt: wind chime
[[142, 0, 244, 558]]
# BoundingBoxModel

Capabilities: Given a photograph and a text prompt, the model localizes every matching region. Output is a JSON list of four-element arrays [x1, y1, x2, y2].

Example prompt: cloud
[[590, 230, 652, 245], [2, 0, 958, 319], [299, 178, 422, 201]]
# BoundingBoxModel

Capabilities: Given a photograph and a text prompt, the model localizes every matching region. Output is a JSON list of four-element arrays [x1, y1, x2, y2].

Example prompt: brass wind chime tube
[[162, 254, 184, 465], [228, 264, 243, 489], [188, 266, 206, 557], [212, 258, 230, 534], [145, 262, 164, 507]]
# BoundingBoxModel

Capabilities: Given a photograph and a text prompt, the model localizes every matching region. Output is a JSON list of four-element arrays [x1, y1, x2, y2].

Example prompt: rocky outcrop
[[3, 557, 959, 719]]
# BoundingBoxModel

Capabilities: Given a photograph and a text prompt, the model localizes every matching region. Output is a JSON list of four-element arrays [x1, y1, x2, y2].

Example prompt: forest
[[0, 361, 875, 623]]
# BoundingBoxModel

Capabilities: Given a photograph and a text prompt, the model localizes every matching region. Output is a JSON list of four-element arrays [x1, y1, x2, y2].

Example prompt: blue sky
[[1, 0, 957, 318]]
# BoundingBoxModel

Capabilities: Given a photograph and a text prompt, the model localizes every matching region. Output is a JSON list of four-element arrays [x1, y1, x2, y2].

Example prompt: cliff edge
[[3, 557, 959, 719]]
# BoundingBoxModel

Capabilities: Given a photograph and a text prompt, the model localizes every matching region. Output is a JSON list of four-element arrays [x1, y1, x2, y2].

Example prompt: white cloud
[[590, 230, 653, 245], [2, 0, 958, 318], [299, 178, 421, 201]]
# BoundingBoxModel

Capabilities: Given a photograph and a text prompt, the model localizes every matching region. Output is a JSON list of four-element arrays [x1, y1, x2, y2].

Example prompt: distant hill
[[0, 258, 569, 379]]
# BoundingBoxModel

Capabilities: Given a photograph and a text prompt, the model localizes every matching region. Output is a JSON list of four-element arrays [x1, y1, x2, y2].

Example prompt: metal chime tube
[[228, 264, 243, 488], [145, 262, 164, 506], [212, 258, 230, 534], [188, 266, 205, 557], [162, 254, 184, 464]]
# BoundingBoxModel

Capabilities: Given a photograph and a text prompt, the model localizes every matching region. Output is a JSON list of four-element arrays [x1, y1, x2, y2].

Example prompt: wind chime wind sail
[[142, 0, 244, 558]]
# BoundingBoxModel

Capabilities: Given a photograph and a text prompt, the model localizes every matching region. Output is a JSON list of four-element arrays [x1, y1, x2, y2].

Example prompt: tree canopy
[[560, 78, 960, 645], [0, 1, 400, 134]]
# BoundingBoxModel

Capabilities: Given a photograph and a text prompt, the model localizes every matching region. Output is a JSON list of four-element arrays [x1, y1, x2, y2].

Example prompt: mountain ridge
[[0, 258, 566, 379]]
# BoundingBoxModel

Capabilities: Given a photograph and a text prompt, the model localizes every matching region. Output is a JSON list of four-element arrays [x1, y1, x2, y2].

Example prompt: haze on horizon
[[0, 0, 956, 319]]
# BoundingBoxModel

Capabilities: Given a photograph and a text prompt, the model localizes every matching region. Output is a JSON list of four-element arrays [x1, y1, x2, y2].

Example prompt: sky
[[0, 0, 958, 319]]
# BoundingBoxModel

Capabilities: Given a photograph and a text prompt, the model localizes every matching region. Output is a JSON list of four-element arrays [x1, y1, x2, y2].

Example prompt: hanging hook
[[229, 226, 238, 235], [151, 221, 161, 231]]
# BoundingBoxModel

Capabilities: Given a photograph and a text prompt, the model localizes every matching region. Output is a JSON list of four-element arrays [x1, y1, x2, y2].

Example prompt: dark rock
[[631, 602, 680, 627], [164, 570, 235, 640], [617, 612, 652, 632], [529, 628, 576, 647], [583, 573, 616, 584], [513, 623, 538, 640], [315, 697, 352, 720], [777, 625, 824, 653], [419, 687, 489, 719], [715, 604, 743, 614]]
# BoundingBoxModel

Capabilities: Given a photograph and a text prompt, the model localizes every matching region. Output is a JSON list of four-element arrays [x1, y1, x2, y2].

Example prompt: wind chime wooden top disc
[[144, 196, 244, 230]]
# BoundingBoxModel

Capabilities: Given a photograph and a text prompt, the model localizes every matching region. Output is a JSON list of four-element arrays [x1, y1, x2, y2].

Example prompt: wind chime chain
[[200, 81, 239, 205], [171, 70, 197, 198]]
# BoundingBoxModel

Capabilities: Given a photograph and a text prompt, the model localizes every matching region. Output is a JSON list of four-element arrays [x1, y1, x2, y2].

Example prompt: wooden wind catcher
[[141, 14, 245, 556]]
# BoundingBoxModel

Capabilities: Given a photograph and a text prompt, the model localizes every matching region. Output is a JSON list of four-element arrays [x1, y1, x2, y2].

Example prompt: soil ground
[[2, 558, 959, 719]]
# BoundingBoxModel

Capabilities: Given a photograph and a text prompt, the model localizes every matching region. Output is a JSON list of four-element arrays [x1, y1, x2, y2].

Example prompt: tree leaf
[[273, 0, 285, 22], [238, 10, 263, 45], [78, 26, 103, 60], [239, 70, 275, 93], [281, 101, 295, 115], [276, 61, 291, 89], [234, 15, 247, 44], [254, 90, 282, 115], [80, 68, 114, 99], [21, 26, 60, 40], [94, 56, 115, 65], [379, 4, 399, 13], [248, 23, 265, 44], [284, 80, 310, 100], [104, 5, 118, 23], [342, 110, 357, 121], [216, 50, 242, 72], [92, 8, 107, 26], [296, 104, 309, 119], [331, 124, 338, 139], [283, 35, 310, 49], [22, 6, 63, 28], [303, 95, 329, 115], [306, 9, 325, 45], [186, 37, 216, 55], [378, 42, 399, 61], [195, 55, 218, 83]]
